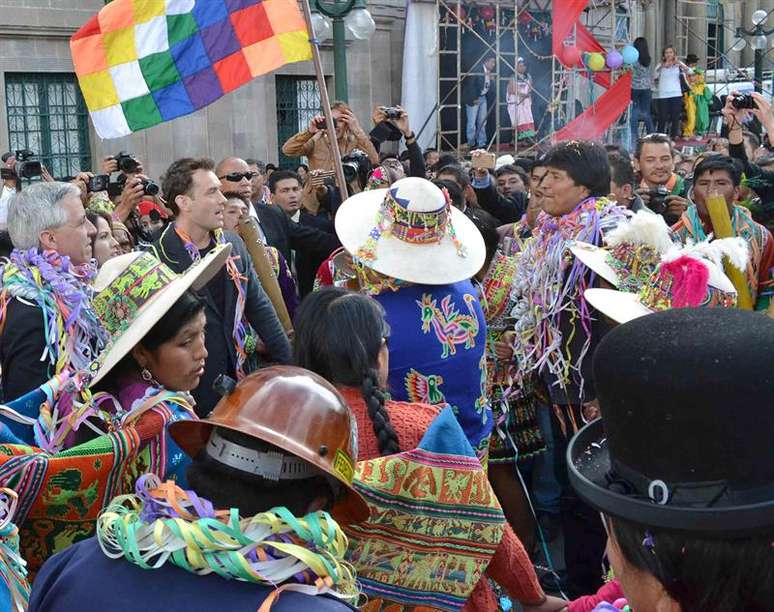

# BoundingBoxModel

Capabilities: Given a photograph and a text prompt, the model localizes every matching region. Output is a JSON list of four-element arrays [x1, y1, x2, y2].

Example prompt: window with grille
[[276, 76, 321, 169], [5, 73, 91, 180]]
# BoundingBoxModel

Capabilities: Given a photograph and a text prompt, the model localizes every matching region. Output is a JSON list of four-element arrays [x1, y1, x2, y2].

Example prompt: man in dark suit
[[462, 56, 496, 149], [253, 173, 340, 297], [152, 158, 291, 416]]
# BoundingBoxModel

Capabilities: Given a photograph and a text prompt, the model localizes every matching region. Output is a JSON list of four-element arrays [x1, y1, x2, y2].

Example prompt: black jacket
[[297, 210, 337, 298], [151, 225, 291, 416], [0, 297, 49, 405], [254, 203, 340, 268], [473, 180, 527, 224], [462, 73, 495, 107]]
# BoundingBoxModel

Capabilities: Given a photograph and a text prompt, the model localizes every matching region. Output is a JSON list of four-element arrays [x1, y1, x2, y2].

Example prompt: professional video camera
[[15, 149, 42, 179]]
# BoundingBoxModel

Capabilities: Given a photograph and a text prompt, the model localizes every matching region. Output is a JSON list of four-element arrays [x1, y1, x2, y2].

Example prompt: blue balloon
[[622, 44, 640, 65]]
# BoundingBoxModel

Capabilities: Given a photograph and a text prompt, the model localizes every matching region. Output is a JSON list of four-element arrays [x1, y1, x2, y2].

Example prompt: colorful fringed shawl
[[0, 380, 197, 576], [345, 408, 506, 611], [0, 248, 108, 377], [509, 197, 628, 398], [0, 489, 29, 612], [674, 204, 774, 310], [97, 474, 359, 611]]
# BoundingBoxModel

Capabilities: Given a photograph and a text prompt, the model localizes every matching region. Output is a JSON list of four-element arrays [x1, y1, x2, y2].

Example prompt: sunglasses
[[219, 171, 257, 182]]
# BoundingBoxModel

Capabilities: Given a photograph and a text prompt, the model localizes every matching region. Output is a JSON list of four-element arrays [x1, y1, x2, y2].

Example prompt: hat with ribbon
[[335, 177, 485, 285], [570, 211, 676, 293], [584, 238, 746, 324], [89, 245, 230, 386], [568, 308, 774, 536]]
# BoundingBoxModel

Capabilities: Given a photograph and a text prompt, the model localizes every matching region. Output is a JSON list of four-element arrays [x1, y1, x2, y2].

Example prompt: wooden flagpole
[[299, 0, 349, 199]]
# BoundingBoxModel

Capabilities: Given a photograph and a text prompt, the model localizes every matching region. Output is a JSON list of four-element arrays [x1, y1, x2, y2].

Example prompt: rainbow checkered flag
[[70, 0, 312, 139]]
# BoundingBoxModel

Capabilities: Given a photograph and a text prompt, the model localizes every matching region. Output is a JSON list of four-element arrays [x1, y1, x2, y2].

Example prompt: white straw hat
[[89, 244, 231, 386], [334, 177, 485, 285]]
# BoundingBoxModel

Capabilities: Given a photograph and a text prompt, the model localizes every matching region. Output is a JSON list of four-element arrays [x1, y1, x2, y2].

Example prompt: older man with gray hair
[[0, 182, 106, 412]]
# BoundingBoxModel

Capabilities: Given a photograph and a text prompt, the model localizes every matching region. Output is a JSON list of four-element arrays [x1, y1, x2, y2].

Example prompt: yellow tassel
[[706, 195, 754, 310]]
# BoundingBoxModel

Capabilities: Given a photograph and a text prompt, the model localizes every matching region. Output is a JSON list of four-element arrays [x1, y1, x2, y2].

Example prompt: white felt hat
[[335, 177, 485, 285], [89, 244, 231, 386]]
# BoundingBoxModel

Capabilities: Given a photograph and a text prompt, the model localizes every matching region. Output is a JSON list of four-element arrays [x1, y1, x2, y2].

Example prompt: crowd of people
[[0, 90, 772, 612]]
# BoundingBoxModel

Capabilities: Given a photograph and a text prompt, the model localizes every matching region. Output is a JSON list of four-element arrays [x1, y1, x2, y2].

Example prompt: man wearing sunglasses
[[216, 158, 256, 206]]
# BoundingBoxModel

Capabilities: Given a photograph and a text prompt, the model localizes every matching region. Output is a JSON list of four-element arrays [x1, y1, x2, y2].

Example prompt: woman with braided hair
[[294, 286, 438, 458], [294, 287, 565, 612]]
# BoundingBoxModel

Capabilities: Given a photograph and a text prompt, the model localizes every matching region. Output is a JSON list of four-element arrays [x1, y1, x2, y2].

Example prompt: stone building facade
[[0, 0, 407, 180]]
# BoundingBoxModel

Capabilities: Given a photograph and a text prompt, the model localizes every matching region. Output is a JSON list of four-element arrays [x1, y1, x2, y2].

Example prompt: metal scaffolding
[[436, 0, 553, 157], [435, 0, 635, 156]]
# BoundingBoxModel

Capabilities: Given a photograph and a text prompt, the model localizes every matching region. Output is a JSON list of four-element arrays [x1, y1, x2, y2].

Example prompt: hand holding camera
[[309, 114, 337, 134]]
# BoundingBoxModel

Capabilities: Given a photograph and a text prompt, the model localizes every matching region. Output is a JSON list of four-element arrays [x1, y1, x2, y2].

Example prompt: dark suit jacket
[[254, 203, 340, 266], [0, 298, 49, 408], [474, 181, 527, 224], [151, 225, 291, 416]]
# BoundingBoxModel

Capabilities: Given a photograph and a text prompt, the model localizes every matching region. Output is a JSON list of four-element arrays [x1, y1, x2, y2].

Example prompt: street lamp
[[734, 9, 774, 93], [310, 0, 375, 102]]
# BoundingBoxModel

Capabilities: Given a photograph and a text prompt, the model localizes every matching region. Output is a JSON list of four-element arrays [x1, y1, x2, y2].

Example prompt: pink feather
[[660, 256, 710, 307]]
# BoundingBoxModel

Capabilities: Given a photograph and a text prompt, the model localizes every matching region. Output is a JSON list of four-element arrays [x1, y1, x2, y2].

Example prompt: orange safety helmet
[[169, 365, 369, 524]]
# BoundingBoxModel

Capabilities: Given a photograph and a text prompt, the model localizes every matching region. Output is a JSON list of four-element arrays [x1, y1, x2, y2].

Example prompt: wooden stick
[[299, 0, 349, 198], [238, 217, 294, 333]]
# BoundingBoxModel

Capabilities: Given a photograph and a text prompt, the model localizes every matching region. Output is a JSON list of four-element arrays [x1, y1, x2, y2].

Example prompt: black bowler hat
[[568, 308, 774, 536]]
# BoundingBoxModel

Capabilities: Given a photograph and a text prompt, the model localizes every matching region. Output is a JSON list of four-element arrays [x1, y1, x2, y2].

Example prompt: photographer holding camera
[[370, 105, 426, 179], [634, 133, 690, 225], [723, 91, 774, 228], [281, 102, 378, 172]]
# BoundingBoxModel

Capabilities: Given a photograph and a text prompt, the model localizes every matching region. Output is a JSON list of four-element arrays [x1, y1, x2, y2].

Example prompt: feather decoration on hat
[[675, 237, 750, 273], [659, 256, 711, 308], [604, 211, 674, 254]]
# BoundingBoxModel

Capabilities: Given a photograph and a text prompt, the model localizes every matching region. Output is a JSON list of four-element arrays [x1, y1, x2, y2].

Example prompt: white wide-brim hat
[[335, 177, 485, 285], [585, 257, 736, 324], [570, 242, 622, 288], [89, 244, 231, 386]]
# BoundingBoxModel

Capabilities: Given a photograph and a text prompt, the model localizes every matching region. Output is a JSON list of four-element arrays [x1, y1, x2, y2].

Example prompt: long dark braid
[[294, 287, 402, 457], [361, 367, 400, 456]]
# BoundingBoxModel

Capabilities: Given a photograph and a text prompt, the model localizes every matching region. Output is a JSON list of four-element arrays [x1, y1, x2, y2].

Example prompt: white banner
[[401, 1, 439, 152]]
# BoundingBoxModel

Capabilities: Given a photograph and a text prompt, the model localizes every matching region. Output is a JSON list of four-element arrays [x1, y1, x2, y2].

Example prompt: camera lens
[[143, 180, 160, 196]]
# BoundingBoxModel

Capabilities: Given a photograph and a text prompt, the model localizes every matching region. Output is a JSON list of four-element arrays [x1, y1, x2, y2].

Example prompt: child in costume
[[0, 249, 229, 575]]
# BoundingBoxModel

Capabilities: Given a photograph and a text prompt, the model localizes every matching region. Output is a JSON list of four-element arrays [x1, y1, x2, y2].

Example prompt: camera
[[114, 173, 160, 196], [648, 186, 669, 214], [382, 106, 402, 120], [114, 151, 140, 173], [15, 149, 42, 179], [341, 149, 370, 189], [140, 178, 160, 196], [87, 174, 110, 193], [732, 94, 756, 110], [315, 117, 337, 130]]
